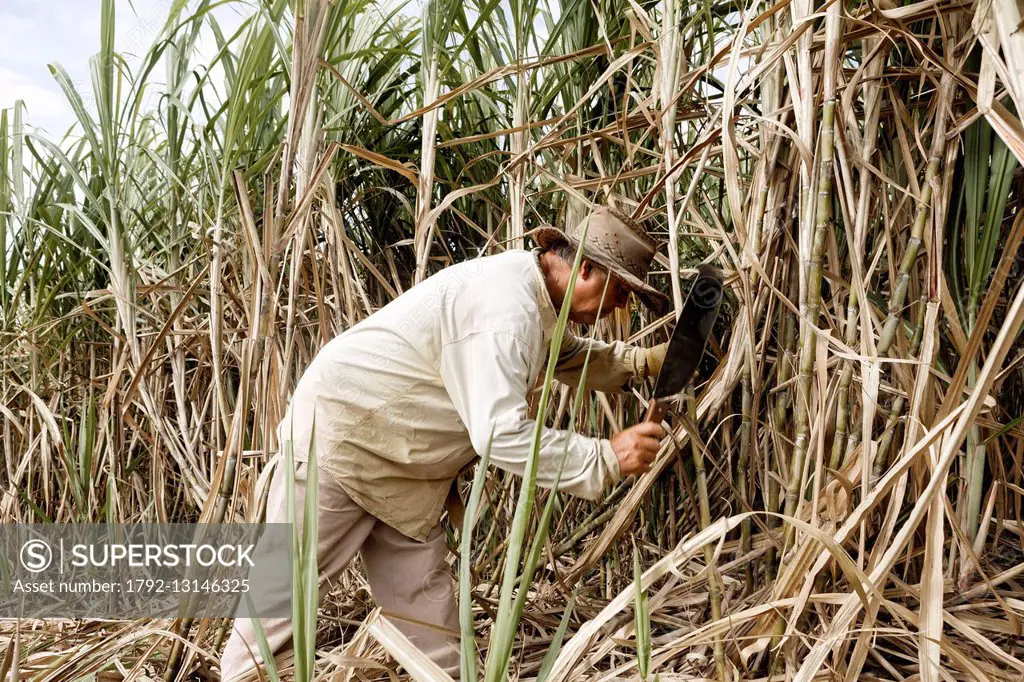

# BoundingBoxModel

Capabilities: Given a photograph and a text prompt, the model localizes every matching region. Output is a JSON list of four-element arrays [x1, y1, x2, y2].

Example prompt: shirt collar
[[529, 248, 559, 342]]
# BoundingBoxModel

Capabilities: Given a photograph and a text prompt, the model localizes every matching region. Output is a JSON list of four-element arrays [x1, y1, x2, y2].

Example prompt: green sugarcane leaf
[[508, 272, 607, 633], [459, 429, 494, 682], [485, 221, 590, 681], [633, 540, 650, 680], [244, 592, 282, 682], [537, 586, 579, 682]]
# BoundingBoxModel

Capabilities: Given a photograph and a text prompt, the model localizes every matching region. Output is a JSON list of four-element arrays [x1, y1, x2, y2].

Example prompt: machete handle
[[643, 398, 669, 425]]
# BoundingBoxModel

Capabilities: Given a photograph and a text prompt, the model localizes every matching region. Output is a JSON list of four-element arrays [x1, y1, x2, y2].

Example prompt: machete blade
[[652, 264, 723, 400]]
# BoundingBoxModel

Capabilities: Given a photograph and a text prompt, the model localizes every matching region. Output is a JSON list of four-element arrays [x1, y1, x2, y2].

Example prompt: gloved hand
[[643, 342, 669, 380]]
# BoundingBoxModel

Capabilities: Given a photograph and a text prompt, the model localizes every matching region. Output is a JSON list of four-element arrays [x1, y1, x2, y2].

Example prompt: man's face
[[568, 260, 633, 325]]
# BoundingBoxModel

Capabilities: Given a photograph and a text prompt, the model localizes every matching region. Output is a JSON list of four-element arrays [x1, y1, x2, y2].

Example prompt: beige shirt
[[280, 248, 646, 540]]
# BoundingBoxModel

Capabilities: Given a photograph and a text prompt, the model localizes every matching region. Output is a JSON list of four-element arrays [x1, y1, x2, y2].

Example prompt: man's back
[[280, 249, 552, 539]]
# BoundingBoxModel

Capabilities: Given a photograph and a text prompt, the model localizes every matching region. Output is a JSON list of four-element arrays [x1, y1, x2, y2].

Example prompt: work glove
[[643, 342, 669, 380]]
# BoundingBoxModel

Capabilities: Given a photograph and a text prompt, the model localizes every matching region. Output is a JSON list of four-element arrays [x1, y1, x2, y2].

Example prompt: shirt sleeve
[[439, 330, 621, 500], [552, 331, 646, 393]]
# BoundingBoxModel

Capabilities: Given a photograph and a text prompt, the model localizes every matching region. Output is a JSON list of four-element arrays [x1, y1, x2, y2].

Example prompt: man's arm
[[553, 332, 664, 393], [440, 330, 620, 499]]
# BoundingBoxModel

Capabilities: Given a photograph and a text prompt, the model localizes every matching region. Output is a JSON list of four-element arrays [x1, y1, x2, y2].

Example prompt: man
[[220, 204, 670, 679]]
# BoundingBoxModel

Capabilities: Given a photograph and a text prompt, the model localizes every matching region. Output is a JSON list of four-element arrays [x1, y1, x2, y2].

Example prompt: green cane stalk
[[484, 219, 591, 682]]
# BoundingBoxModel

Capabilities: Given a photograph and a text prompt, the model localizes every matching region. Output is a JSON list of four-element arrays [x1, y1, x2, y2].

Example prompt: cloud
[[0, 67, 73, 136], [0, 0, 172, 134], [0, 0, 252, 136], [0, 0, 96, 136]]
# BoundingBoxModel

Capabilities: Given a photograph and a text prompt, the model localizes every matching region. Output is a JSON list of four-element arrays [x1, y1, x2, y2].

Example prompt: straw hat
[[530, 206, 670, 316]]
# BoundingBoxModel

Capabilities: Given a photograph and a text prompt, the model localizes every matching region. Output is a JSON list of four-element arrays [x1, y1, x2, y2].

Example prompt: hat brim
[[529, 225, 670, 316]]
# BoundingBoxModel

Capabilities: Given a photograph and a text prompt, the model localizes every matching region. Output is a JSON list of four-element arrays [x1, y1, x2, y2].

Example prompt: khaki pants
[[220, 460, 460, 680]]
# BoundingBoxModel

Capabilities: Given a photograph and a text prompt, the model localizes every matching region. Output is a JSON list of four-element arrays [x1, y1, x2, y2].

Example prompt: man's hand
[[611, 422, 666, 476]]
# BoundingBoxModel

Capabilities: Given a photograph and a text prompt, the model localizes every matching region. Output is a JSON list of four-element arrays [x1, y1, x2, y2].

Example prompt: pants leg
[[361, 521, 461, 679], [220, 461, 377, 681]]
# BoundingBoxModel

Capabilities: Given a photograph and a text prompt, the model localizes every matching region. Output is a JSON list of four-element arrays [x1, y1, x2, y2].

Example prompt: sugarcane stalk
[[165, 448, 239, 681], [828, 34, 887, 473], [659, 0, 684, 308], [829, 286, 859, 471], [850, 76, 950, 487], [737, 158, 771, 592], [876, 144, 945, 358], [738, 355, 754, 590], [413, 0, 441, 284], [766, 265, 799, 581], [872, 297, 926, 478], [964, 356, 987, 540], [770, 102, 836, 668], [507, 65, 528, 250], [686, 387, 726, 681], [783, 94, 836, 543]]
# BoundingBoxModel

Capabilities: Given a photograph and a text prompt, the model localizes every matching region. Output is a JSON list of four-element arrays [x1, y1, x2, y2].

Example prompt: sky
[[0, 0, 249, 137], [0, 0, 557, 140]]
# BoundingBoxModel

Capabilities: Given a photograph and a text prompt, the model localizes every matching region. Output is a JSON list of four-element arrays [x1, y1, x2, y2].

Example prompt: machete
[[643, 264, 723, 424]]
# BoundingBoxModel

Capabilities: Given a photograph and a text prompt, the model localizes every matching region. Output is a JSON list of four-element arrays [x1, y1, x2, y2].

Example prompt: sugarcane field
[[3, 0, 1024, 679]]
